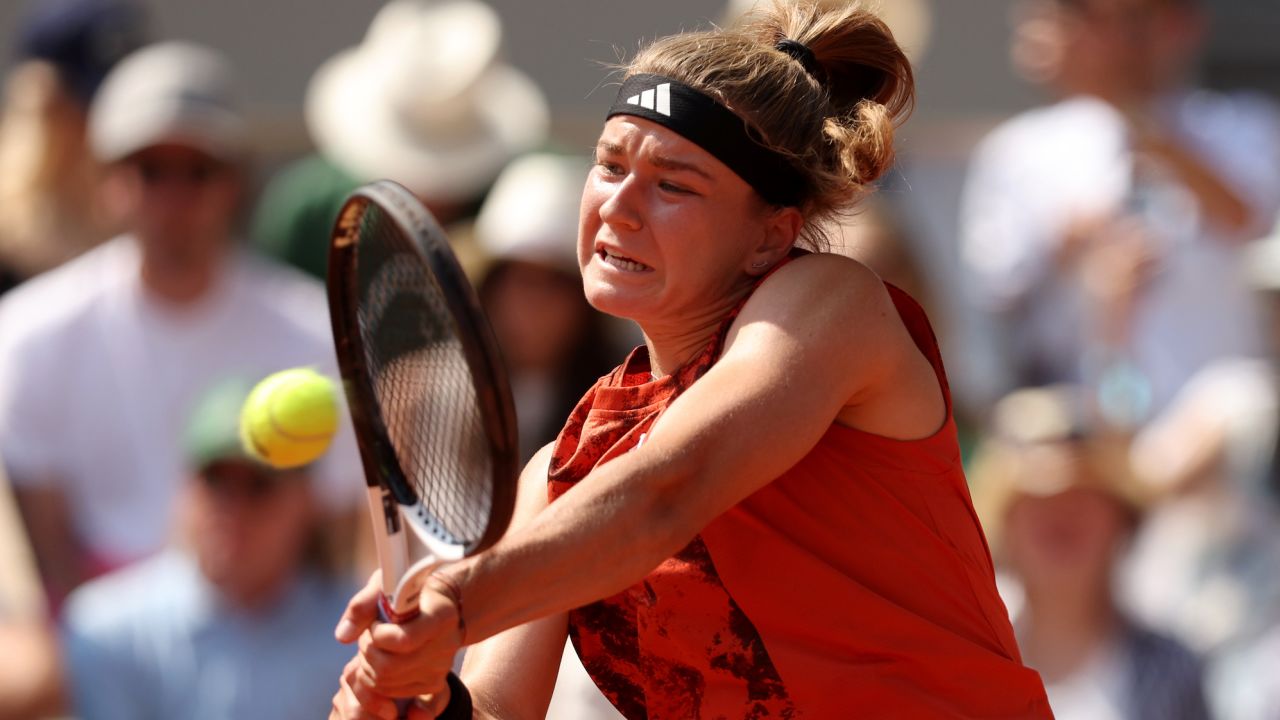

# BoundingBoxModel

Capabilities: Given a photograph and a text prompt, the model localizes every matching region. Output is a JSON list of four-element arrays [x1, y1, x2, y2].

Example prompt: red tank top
[[548, 272, 1052, 719]]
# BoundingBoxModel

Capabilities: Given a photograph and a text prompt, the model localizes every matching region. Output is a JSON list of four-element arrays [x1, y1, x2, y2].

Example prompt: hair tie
[[775, 39, 821, 80]]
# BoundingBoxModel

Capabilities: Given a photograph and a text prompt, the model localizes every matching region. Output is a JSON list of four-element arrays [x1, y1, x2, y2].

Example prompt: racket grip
[[376, 593, 420, 719], [377, 592, 421, 624]]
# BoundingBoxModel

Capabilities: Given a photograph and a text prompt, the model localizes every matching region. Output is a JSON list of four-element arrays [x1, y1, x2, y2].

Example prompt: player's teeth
[[602, 250, 648, 272]]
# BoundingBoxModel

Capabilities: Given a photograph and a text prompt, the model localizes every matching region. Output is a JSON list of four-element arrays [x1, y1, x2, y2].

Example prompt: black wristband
[[435, 672, 473, 720]]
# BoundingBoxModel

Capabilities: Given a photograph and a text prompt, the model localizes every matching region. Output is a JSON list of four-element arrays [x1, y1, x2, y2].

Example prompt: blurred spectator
[[251, 0, 549, 280], [961, 0, 1280, 427], [0, 457, 64, 720], [0, 0, 146, 295], [0, 41, 359, 611], [0, 455, 43, 622], [60, 378, 356, 720], [473, 154, 621, 462], [1212, 621, 1280, 720], [1101, 222, 1280, 659], [0, 621, 63, 720], [1156, 225, 1280, 718], [974, 385, 1210, 720], [1121, 357, 1280, 652]]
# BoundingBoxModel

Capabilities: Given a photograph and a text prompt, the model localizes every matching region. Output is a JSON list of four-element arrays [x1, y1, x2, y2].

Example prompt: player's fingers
[[333, 663, 398, 720], [369, 590, 460, 653], [355, 646, 450, 696], [329, 689, 390, 720], [336, 571, 383, 643], [368, 620, 429, 654]]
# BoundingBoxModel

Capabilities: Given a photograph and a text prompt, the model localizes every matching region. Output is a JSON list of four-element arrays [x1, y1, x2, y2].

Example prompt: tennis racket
[[327, 180, 519, 713]]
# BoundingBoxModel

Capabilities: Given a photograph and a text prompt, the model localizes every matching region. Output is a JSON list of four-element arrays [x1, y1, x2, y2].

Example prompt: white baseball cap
[[474, 154, 588, 273], [88, 41, 246, 163], [305, 0, 549, 202]]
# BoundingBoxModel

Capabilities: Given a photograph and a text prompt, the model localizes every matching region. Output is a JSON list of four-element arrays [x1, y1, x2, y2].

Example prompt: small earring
[[752, 261, 768, 269]]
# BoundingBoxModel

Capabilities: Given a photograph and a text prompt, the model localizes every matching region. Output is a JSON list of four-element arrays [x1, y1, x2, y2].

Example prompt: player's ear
[[746, 205, 803, 276]]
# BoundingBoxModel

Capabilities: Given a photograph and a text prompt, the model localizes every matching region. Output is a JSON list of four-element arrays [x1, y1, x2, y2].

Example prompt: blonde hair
[[626, 0, 914, 249]]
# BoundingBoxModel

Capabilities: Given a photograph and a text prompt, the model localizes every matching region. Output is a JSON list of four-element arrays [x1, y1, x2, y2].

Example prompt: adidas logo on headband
[[622, 82, 672, 116], [607, 74, 807, 206]]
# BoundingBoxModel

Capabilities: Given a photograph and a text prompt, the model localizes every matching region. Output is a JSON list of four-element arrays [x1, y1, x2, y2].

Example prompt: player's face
[[579, 117, 778, 328]]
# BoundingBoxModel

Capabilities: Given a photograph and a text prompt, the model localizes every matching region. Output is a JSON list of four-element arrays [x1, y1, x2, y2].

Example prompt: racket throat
[[367, 487, 410, 603]]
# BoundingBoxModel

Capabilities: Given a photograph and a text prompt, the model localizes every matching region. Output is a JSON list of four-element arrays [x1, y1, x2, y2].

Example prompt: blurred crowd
[[0, 0, 1278, 718]]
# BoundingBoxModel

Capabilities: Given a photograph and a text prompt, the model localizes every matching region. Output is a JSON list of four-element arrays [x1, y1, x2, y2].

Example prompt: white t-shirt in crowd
[[1041, 638, 1129, 720], [961, 91, 1280, 414], [0, 236, 362, 566]]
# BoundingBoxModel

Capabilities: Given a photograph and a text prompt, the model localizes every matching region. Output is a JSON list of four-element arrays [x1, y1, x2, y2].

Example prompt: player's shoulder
[[762, 251, 885, 305], [746, 251, 895, 338]]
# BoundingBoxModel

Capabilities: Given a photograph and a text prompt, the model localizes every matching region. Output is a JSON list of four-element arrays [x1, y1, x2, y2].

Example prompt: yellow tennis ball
[[239, 367, 339, 469]]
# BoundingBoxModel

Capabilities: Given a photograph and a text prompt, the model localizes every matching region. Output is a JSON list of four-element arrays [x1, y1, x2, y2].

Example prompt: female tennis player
[[332, 2, 1053, 717]]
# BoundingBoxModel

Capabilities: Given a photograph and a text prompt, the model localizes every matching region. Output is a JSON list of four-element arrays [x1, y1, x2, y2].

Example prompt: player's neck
[[640, 287, 751, 378]]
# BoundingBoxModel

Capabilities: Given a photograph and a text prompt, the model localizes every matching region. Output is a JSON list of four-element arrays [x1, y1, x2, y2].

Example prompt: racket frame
[[328, 180, 519, 619]]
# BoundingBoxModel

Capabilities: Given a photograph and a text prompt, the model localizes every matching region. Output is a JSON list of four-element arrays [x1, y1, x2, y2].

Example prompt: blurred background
[[1, 0, 1279, 718]]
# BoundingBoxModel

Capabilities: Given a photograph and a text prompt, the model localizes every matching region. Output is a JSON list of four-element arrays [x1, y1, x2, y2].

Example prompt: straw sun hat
[[305, 0, 549, 202], [971, 386, 1155, 550]]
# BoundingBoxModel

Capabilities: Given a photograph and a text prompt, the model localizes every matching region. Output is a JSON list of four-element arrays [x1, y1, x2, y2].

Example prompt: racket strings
[[355, 207, 495, 549]]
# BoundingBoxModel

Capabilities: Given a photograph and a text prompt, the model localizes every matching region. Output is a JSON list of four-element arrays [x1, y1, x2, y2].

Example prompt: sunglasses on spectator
[[129, 156, 229, 186], [199, 463, 291, 502]]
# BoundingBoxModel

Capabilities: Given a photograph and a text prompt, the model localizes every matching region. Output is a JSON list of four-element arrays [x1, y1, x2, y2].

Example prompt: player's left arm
[[363, 254, 943, 666], [334, 445, 568, 719]]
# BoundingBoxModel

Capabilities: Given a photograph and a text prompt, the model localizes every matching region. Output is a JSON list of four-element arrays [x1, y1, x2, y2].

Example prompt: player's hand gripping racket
[[327, 180, 518, 715]]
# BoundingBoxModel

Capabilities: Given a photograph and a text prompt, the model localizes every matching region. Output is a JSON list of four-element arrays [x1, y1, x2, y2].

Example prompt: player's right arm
[[460, 442, 566, 719]]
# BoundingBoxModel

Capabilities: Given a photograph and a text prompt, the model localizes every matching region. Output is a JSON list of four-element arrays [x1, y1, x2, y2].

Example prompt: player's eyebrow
[[595, 141, 712, 180], [648, 154, 712, 180], [595, 141, 625, 159]]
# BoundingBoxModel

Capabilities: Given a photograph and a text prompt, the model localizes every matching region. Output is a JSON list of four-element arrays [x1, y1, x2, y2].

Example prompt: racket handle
[[376, 593, 420, 719], [377, 592, 421, 624]]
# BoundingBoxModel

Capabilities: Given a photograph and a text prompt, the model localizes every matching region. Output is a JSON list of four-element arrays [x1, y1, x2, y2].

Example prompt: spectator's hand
[[1056, 213, 1113, 269], [1078, 215, 1162, 306], [332, 571, 463, 717]]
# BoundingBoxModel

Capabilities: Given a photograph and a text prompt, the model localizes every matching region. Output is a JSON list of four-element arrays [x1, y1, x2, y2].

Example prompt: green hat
[[183, 377, 263, 471]]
